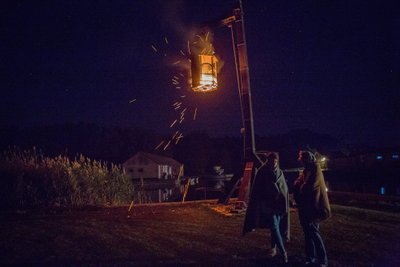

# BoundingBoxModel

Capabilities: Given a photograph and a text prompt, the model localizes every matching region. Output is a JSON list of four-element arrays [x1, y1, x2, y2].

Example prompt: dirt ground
[[0, 200, 399, 266]]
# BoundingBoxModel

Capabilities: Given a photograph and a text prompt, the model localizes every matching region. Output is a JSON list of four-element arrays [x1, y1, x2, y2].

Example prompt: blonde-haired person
[[294, 150, 331, 267]]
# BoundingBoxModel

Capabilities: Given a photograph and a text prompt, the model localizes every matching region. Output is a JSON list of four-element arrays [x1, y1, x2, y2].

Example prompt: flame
[[192, 54, 218, 92]]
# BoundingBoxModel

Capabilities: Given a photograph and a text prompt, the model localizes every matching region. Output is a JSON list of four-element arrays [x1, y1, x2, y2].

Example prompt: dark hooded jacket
[[293, 162, 331, 223], [242, 164, 290, 239]]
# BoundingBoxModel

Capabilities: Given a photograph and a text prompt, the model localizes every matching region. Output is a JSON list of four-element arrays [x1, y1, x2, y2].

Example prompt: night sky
[[1, 0, 399, 147]]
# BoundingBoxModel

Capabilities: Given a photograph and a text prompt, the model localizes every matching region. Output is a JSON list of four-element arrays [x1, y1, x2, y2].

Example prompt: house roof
[[125, 152, 182, 167]]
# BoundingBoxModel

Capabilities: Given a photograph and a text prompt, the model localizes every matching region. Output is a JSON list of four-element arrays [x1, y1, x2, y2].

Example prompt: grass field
[[1, 201, 399, 267]]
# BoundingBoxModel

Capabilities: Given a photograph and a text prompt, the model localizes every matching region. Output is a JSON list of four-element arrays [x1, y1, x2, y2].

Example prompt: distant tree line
[[0, 123, 344, 175]]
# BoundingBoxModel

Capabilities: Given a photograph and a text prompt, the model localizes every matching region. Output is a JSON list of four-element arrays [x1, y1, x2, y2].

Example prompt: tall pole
[[233, 1, 256, 161], [219, 1, 257, 208]]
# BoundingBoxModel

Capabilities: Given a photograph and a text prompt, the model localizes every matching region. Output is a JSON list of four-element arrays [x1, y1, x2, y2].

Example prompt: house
[[123, 152, 183, 180]]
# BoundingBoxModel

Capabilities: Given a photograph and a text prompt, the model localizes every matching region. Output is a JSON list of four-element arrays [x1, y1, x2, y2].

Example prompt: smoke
[[156, 0, 225, 89]]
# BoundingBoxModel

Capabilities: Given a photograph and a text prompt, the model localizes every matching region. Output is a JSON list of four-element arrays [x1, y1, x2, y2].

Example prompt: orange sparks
[[187, 40, 191, 55], [172, 131, 179, 139], [173, 61, 181, 65], [129, 99, 137, 103], [180, 50, 185, 56], [175, 87, 181, 89], [151, 45, 158, 52], [179, 117, 184, 124], [193, 107, 198, 120], [170, 119, 178, 128], [181, 95, 186, 98], [155, 141, 164, 150], [163, 140, 171, 150], [205, 32, 210, 41], [173, 101, 182, 108], [181, 108, 187, 115], [196, 35, 204, 42], [175, 134, 183, 144]]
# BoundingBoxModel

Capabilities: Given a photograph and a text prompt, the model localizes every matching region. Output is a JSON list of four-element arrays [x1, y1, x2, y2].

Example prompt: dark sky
[[1, 0, 399, 147]]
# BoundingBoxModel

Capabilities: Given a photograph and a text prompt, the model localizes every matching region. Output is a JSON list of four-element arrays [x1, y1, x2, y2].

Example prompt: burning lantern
[[190, 54, 218, 92]]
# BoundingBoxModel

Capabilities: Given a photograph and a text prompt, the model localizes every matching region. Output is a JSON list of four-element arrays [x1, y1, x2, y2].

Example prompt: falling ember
[[181, 108, 187, 115], [151, 45, 158, 52], [205, 31, 210, 42], [187, 40, 191, 55], [181, 95, 186, 98], [164, 37, 169, 44], [173, 101, 181, 107], [175, 87, 181, 89], [195, 35, 204, 43], [172, 131, 179, 139], [129, 99, 137, 103], [179, 117, 184, 124], [180, 50, 185, 56], [173, 61, 181, 65], [179, 73, 185, 77], [193, 107, 198, 120], [170, 119, 178, 128], [174, 105, 181, 110], [155, 141, 164, 150], [163, 140, 171, 150], [173, 76, 179, 80], [175, 133, 184, 144]]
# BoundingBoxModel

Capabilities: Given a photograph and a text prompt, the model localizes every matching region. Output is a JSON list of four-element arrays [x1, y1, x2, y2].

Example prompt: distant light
[[376, 155, 383, 160], [380, 186, 385, 195], [321, 157, 326, 162], [392, 154, 399, 160], [325, 187, 328, 192]]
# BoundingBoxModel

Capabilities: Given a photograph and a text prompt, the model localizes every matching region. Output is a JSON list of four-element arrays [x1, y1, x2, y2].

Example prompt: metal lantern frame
[[191, 54, 218, 93]]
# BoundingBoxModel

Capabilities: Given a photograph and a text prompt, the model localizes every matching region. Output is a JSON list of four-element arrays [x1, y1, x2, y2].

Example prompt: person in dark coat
[[293, 150, 331, 267], [243, 152, 289, 263]]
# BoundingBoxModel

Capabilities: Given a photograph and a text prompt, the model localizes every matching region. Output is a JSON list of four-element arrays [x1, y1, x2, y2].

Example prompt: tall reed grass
[[0, 147, 133, 209]]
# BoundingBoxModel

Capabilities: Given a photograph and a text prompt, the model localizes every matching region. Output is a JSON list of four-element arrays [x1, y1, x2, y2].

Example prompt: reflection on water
[[131, 176, 230, 204], [132, 169, 400, 204], [285, 169, 400, 196]]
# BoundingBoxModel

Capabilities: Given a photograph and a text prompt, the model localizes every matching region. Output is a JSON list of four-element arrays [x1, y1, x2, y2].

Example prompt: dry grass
[[0, 201, 399, 267]]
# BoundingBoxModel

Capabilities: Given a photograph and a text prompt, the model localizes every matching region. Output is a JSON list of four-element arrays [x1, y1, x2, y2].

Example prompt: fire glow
[[191, 54, 218, 92]]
